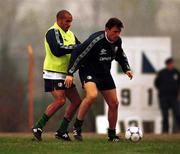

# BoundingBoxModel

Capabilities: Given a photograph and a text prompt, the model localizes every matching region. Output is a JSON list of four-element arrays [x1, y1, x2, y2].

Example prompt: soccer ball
[[125, 126, 143, 142]]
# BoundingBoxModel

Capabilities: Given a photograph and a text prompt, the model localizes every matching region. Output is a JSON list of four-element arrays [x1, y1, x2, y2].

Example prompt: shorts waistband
[[43, 70, 66, 80]]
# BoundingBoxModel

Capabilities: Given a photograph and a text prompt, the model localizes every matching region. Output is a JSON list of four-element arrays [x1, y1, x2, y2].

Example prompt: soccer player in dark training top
[[65, 18, 133, 142]]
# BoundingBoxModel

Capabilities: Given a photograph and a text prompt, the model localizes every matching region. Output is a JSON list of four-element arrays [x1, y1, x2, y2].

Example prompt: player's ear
[[105, 27, 109, 32]]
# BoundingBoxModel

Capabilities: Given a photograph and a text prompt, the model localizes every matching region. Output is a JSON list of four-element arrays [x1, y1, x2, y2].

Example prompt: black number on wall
[[147, 88, 153, 106], [121, 89, 131, 106]]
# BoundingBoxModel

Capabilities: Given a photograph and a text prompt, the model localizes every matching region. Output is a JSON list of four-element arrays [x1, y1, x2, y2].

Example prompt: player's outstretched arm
[[68, 38, 95, 75], [46, 29, 77, 57], [126, 70, 133, 80]]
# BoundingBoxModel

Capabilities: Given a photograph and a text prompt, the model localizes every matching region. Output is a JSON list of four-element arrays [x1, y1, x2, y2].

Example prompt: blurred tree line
[[0, 0, 180, 132]]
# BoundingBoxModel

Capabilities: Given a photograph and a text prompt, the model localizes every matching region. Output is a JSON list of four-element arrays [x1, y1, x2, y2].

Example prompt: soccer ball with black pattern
[[125, 126, 143, 142]]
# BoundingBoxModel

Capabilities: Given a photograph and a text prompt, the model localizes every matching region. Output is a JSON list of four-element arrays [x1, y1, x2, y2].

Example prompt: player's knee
[[86, 91, 98, 102], [73, 100, 82, 108], [109, 100, 119, 110], [76, 98, 82, 105], [55, 97, 66, 107]]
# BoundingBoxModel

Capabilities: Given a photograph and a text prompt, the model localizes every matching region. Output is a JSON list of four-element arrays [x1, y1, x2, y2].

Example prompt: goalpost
[[27, 45, 34, 129]]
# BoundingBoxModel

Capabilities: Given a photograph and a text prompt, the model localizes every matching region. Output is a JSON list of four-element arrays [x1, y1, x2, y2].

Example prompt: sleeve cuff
[[67, 72, 73, 76]]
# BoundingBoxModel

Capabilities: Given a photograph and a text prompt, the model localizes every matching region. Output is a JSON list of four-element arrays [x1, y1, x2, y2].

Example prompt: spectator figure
[[154, 57, 180, 133]]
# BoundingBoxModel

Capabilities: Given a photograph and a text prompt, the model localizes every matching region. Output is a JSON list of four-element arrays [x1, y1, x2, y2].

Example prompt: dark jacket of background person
[[154, 67, 180, 98], [154, 58, 180, 133]]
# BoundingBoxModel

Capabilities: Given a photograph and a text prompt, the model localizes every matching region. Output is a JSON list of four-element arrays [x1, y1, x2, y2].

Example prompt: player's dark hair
[[105, 18, 124, 29], [165, 57, 174, 65], [56, 10, 71, 20]]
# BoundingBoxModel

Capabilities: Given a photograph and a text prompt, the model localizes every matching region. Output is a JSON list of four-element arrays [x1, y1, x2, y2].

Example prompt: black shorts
[[44, 79, 75, 92], [79, 69, 116, 91]]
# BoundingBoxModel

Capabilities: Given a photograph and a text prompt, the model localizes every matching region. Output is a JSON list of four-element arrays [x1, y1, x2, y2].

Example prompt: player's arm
[[67, 36, 96, 76], [177, 70, 180, 88], [65, 35, 98, 88], [75, 35, 81, 44], [46, 29, 78, 57], [154, 71, 162, 89], [115, 39, 133, 79]]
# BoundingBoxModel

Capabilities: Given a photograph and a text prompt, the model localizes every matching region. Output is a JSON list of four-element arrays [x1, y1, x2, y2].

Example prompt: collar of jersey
[[105, 31, 114, 44], [53, 22, 69, 34]]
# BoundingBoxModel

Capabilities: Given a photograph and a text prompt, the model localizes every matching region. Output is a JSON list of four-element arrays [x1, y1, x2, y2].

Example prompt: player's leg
[[101, 89, 120, 142], [32, 90, 66, 141], [97, 73, 119, 141], [73, 82, 98, 141], [64, 87, 82, 120], [171, 97, 180, 133], [159, 97, 169, 133], [55, 87, 81, 141], [45, 90, 66, 116], [77, 82, 98, 120], [32, 79, 66, 141], [101, 89, 118, 130]]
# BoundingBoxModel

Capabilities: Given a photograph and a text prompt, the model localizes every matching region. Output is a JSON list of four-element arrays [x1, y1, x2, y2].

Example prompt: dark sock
[[57, 117, 70, 133], [33, 113, 49, 129], [74, 118, 83, 129], [108, 129, 116, 138]]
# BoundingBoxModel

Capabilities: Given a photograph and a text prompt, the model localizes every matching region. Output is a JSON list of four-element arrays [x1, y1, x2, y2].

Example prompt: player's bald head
[[56, 10, 73, 32], [56, 10, 72, 20]]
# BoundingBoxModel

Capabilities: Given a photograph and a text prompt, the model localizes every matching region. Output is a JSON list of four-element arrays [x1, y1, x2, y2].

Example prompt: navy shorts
[[79, 69, 116, 91], [44, 79, 75, 92]]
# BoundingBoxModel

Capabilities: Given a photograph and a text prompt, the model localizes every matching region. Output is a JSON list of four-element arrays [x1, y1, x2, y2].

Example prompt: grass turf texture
[[0, 133, 180, 154]]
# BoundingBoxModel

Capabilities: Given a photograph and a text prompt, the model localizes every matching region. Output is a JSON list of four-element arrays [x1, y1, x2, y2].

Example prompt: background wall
[[0, 0, 179, 132]]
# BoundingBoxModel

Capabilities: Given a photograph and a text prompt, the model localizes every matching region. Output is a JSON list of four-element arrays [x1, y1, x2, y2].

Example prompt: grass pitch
[[0, 133, 180, 154]]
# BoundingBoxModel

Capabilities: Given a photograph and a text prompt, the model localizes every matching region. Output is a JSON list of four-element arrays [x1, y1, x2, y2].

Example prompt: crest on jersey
[[87, 76, 92, 80], [58, 82, 63, 87], [99, 49, 107, 55], [114, 46, 118, 52], [173, 74, 178, 80]]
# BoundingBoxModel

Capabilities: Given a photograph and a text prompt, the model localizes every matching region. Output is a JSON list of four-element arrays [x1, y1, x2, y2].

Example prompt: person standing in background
[[154, 57, 180, 133]]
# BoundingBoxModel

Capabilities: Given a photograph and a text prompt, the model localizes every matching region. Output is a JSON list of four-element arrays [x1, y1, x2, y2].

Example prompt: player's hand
[[126, 70, 133, 80], [64, 75, 74, 88]]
